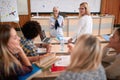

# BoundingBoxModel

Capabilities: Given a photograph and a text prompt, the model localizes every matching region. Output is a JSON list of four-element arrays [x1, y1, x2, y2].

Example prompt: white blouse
[[49, 15, 64, 37], [72, 15, 93, 41]]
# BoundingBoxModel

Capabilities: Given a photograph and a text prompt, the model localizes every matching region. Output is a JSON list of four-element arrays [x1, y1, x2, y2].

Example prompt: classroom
[[0, 0, 120, 80]]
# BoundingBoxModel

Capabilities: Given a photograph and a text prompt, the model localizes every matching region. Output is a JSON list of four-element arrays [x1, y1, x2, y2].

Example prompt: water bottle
[[56, 34, 64, 51], [60, 38, 64, 51]]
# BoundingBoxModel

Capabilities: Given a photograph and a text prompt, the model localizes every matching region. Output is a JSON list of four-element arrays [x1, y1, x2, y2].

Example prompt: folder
[[18, 64, 41, 80]]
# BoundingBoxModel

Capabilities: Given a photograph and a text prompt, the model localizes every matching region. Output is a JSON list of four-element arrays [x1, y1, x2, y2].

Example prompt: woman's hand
[[8, 43, 22, 54], [42, 43, 52, 53], [67, 43, 74, 53], [68, 38, 73, 43], [46, 44, 52, 53]]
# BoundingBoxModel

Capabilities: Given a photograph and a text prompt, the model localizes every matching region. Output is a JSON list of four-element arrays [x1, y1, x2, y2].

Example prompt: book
[[50, 64, 66, 72], [34, 53, 59, 69], [18, 64, 41, 80]]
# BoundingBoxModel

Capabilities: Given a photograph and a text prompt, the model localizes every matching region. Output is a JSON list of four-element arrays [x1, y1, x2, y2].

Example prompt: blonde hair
[[67, 34, 102, 72], [0, 24, 22, 76], [79, 2, 91, 18]]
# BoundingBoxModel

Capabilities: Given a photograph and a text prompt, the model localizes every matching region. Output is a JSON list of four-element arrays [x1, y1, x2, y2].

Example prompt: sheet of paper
[[55, 55, 70, 66], [37, 48, 46, 53]]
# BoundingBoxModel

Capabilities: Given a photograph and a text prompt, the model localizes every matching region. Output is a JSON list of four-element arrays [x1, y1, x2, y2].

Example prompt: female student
[[68, 2, 93, 42], [49, 6, 64, 37], [56, 34, 106, 80], [102, 28, 120, 79], [0, 24, 32, 80]]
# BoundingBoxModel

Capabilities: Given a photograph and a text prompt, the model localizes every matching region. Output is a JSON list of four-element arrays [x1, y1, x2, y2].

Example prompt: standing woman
[[49, 6, 64, 37], [68, 2, 93, 42], [0, 24, 32, 80]]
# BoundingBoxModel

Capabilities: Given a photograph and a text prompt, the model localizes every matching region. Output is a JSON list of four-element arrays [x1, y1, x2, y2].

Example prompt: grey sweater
[[55, 65, 106, 80]]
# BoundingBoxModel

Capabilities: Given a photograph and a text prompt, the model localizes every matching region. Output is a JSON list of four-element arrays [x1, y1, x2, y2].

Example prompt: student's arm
[[68, 18, 85, 43], [18, 47, 31, 66], [102, 44, 116, 63], [105, 56, 120, 79], [28, 56, 40, 62]]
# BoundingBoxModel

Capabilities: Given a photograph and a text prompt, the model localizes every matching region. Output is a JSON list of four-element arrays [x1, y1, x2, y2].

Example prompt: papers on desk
[[36, 48, 47, 54], [50, 55, 70, 72], [55, 55, 70, 66]]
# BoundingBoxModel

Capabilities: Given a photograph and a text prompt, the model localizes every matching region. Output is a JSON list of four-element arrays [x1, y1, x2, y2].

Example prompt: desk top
[[51, 44, 69, 54]]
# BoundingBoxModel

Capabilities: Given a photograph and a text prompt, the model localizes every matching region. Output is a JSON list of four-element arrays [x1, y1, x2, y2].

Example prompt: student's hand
[[46, 44, 52, 53], [8, 43, 23, 54], [42, 43, 52, 53], [68, 38, 72, 43], [67, 43, 74, 53]]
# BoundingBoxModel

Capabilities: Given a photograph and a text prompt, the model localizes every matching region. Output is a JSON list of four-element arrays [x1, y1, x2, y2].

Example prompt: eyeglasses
[[78, 8, 85, 10]]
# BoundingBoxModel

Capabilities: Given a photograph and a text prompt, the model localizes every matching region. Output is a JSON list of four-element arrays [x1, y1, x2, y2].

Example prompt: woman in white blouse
[[68, 2, 93, 42], [49, 6, 64, 37]]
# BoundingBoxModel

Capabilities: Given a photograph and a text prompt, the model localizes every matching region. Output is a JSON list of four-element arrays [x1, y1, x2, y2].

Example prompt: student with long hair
[[68, 2, 93, 42], [0, 24, 32, 80], [56, 34, 106, 80]]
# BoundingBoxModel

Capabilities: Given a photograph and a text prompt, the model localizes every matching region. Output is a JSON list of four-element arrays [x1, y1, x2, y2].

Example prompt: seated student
[[20, 21, 51, 62], [0, 24, 32, 80], [102, 28, 120, 79], [56, 34, 106, 80]]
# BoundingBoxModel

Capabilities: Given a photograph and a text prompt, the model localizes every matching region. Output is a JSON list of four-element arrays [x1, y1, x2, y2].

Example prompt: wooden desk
[[51, 44, 69, 54], [32, 36, 111, 80], [34, 36, 70, 44], [32, 43, 70, 80]]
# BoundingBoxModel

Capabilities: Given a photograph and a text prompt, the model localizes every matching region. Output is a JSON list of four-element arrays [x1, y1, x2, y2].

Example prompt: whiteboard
[[17, 0, 28, 15], [0, 0, 19, 22], [30, 0, 101, 13]]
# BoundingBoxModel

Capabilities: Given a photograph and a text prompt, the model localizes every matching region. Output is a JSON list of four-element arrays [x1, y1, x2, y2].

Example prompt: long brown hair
[[67, 34, 102, 72], [0, 24, 22, 76]]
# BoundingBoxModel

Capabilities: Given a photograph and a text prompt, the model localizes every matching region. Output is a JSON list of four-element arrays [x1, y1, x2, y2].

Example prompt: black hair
[[22, 21, 41, 39]]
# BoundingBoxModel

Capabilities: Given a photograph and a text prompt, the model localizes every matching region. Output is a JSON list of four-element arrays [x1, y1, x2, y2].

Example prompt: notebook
[[18, 64, 41, 80], [40, 30, 51, 43]]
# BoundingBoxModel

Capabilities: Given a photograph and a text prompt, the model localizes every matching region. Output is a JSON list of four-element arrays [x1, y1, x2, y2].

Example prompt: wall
[[101, 0, 120, 25], [1, 0, 120, 27]]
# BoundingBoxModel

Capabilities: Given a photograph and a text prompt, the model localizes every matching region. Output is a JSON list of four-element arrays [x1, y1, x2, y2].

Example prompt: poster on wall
[[0, 0, 19, 22]]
